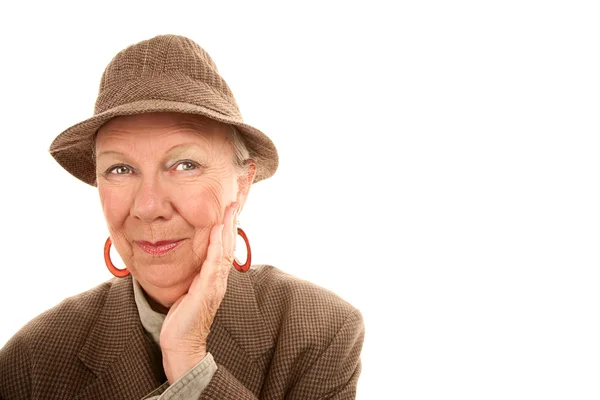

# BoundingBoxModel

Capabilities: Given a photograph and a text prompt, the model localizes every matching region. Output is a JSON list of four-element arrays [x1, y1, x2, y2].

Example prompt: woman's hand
[[159, 202, 239, 383]]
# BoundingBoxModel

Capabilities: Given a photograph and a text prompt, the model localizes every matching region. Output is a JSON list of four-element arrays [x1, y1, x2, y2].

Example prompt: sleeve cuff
[[143, 353, 218, 400]]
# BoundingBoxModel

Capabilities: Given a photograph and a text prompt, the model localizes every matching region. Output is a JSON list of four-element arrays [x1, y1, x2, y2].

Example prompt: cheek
[[99, 187, 131, 232], [99, 186, 134, 266], [175, 173, 238, 227], [176, 179, 226, 226]]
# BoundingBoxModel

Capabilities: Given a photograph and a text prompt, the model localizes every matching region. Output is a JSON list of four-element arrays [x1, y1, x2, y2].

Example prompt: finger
[[221, 202, 239, 266], [203, 223, 225, 275], [203, 223, 229, 301], [189, 205, 237, 299], [189, 223, 224, 295]]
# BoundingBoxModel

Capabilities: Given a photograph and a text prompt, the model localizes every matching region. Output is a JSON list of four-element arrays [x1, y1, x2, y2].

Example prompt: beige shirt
[[132, 278, 217, 400]]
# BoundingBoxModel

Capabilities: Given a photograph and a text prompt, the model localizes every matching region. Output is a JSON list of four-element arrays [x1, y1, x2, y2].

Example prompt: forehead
[[96, 112, 229, 149]]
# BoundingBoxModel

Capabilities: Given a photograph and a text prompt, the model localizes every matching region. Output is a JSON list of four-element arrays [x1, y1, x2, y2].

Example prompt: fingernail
[[219, 224, 224, 234]]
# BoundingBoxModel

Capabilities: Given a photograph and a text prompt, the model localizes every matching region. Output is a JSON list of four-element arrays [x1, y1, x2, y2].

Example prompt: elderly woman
[[0, 35, 364, 399]]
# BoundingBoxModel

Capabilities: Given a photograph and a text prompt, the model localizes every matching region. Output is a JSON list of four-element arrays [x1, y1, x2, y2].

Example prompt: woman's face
[[95, 112, 254, 310]]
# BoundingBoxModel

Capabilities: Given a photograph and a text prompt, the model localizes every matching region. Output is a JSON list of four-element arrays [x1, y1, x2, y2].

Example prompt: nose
[[131, 176, 174, 223]]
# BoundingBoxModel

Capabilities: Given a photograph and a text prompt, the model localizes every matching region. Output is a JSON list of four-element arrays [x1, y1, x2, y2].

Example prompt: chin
[[133, 263, 199, 307]]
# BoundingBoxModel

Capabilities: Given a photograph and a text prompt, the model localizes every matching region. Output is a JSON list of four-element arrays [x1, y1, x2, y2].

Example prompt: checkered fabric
[[49, 34, 279, 187], [0, 265, 364, 399]]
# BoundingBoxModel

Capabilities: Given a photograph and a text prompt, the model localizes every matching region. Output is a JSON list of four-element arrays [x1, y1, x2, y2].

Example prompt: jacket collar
[[77, 276, 161, 398], [209, 268, 274, 360], [78, 275, 143, 375], [77, 268, 273, 391]]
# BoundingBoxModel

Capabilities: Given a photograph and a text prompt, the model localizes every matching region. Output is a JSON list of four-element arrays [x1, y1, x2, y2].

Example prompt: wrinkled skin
[[96, 112, 256, 382]]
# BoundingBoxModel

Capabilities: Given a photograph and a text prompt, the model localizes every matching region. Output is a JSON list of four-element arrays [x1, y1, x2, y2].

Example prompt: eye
[[107, 165, 133, 175], [174, 161, 199, 171]]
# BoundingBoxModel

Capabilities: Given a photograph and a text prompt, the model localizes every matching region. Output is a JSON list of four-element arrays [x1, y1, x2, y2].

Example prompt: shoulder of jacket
[[248, 265, 362, 345], [7, 279, 117, 353]]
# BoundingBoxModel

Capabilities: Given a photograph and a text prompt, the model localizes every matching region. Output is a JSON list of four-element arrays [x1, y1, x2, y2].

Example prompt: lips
[[136, 240, 183, 256]]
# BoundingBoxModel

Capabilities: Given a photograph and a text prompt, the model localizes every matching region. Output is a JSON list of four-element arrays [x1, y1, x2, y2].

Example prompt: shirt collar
[[132, 277, 166, 345]]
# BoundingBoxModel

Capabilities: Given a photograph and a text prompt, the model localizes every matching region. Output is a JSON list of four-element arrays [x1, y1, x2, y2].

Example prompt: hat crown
[[50, 34, 278, 187], [95, 34, 240, 117]]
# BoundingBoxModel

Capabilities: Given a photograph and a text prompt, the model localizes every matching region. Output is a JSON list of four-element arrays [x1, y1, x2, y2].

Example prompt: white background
[[1, 1, 599, 398]]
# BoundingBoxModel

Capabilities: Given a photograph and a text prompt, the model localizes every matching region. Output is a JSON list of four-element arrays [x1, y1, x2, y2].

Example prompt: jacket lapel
[[74, 268, 273, 398], [207, 268, 274, 392], [76, 276, 162, 399]]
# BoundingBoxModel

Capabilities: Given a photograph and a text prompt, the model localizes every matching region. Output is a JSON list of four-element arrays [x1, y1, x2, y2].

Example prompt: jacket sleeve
[[0, 334, 32, 400], [198, 366, 258, 399], [199, 309, 365, 400], [288, 309, 365, 399]]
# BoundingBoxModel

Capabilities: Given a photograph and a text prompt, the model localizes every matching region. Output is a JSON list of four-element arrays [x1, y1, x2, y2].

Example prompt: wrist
[[162, 350, 207, 383]]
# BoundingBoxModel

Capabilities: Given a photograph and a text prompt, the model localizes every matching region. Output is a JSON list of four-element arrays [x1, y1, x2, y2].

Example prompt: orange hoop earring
[[233, 228, 252, 273], [104, 237, 130, 278]]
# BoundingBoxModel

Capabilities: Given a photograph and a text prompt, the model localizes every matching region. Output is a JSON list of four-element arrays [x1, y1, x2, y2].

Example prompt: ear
[[235, 160, 257, 212]]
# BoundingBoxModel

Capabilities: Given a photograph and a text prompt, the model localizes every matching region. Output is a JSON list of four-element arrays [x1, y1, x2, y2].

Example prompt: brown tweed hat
[[49, 34, 278, 186]]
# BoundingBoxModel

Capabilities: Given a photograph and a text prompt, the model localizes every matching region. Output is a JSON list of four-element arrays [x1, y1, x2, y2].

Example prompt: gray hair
[[228, 125, 251, 175]]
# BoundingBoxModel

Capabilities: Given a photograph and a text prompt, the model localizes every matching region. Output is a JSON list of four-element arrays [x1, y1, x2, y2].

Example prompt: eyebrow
[[165, 144, 207, 159], [96, 150, 124, 159], [96, 144, 207, 160]]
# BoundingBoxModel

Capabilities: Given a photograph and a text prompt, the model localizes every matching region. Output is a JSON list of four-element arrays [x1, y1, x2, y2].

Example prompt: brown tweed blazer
[[0, 265, 364, 399]]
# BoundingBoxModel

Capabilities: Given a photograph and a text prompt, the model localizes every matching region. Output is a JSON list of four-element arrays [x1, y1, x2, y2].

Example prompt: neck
[[143, 288, 170, 314]]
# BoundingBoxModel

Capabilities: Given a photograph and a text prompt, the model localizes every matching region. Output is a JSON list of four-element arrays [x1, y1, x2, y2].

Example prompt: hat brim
[[49, 99, 278, 186]]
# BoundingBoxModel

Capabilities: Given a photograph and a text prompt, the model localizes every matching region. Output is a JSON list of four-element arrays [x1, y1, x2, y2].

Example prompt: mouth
[[135, 240, 183, 256]]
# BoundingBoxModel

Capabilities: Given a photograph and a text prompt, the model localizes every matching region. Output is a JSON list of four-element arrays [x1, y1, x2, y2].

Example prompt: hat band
[[95, 75, 242, 119]]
